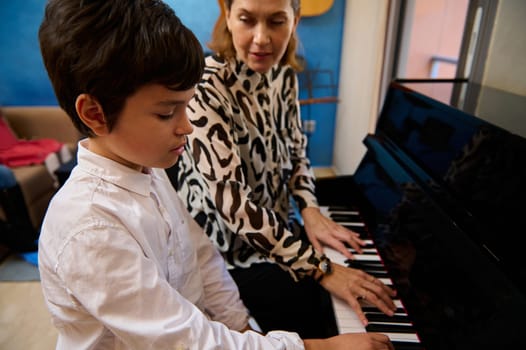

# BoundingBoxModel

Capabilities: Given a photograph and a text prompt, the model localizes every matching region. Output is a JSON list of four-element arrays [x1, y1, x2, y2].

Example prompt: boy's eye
[[157, 113, 174, 120]]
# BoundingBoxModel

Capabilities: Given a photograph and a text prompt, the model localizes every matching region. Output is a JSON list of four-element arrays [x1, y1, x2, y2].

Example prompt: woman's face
[[225, 0, 298, 73]]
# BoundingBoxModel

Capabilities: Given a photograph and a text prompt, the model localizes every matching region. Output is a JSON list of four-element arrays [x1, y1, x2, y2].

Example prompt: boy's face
[[90, 84, 194, 171]]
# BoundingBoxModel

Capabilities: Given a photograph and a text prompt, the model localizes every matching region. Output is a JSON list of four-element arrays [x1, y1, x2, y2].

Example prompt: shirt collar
[[76, 139, 157, 197]]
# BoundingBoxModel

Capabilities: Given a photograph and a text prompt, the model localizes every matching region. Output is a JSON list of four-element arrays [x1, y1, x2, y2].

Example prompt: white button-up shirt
[[38, 140, 304, 350]]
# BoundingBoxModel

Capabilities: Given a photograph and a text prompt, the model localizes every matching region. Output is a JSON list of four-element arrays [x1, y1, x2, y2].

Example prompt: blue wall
[[0, 0, 345, 166]]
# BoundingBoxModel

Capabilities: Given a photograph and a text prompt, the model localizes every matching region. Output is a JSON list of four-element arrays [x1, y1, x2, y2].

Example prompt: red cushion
[[0, 116, 18, 150], [0, 138, 63, 167]]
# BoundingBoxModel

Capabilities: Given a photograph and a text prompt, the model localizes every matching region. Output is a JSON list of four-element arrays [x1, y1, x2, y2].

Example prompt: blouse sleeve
[[286, 74, 319, 212], [185, 75, 324, 281]]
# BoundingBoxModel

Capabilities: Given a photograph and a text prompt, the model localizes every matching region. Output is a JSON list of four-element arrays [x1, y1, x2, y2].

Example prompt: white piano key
[[325, 247, 350, 265], [324, 247, 381, 263], [349, 248, 379, 254], [382, 332, 421, 343], [321, 206, 422, 346], [319, 207, 360, 216], [379, 277, 393, 285], [333, 297, 420, 342], [336, 221, 366, 227], [352, 254, 381, 261], [332, 296, 365, 333]]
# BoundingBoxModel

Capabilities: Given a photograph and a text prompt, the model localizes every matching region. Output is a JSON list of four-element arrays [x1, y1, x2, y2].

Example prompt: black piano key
[[344, 259, 385, 269], [366, 323, 416, 333], [391, 341, 425, 350], [328, 205, 357, 211], [364, 270, 389, 278], [344, 266, 387, 276], [344, 269, 389, 278], [365, 313, 412, 324], [342, 225, 367, 235], [362, 306, 406, 314], [330, 213, 362, 221], [349, 249, 378, 255]]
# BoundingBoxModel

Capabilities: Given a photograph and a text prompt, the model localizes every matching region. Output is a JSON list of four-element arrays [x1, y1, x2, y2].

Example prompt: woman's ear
[[75, 94, 108, 136]]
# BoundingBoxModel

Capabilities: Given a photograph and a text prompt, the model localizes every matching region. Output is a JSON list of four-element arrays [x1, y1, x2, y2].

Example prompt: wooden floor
[[0, 167, 335, 349], [0, 281, 57, 349], [313, 166, 336, 178]]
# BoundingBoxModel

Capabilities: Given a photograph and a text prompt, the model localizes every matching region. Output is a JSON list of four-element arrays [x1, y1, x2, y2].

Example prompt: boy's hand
[[304, 332, 394, 350]]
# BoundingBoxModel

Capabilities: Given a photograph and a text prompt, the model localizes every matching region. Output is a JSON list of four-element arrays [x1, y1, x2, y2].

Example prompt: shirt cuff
[[266, 330, 305, 350]]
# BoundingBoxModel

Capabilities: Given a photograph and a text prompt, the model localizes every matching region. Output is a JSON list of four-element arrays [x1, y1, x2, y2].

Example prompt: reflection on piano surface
[[316, 82, 526, 350]]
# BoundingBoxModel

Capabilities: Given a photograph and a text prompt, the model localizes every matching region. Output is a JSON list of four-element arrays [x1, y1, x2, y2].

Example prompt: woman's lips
[[251, 52, 271, 59]]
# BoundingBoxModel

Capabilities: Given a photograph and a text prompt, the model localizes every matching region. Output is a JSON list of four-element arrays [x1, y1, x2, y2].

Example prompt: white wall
[[333, 0, 526, 175], [481, 0, 526, 95], [333, 0, 389, 175]]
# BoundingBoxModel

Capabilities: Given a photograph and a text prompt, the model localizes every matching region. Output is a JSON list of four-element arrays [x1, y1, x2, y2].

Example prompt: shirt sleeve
[[183, 202, 249, 331], [55, 225, 305, 349], [185, 75, 325, 281]]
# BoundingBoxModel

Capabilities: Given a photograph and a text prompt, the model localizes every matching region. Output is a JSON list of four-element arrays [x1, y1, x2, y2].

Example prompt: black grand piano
[[316, 82, 526, 350]]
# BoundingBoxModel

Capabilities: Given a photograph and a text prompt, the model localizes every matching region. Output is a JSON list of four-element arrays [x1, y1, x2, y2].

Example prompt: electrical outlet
[[304, 120, 316, 133]]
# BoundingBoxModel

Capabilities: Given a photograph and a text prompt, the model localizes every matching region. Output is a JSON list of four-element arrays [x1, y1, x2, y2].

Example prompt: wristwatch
[[315, 256, 333, 283]]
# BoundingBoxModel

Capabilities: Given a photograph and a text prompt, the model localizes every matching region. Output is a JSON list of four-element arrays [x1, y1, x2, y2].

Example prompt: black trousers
[[0, 184, 38, 252], [229, 262, 338, 339]]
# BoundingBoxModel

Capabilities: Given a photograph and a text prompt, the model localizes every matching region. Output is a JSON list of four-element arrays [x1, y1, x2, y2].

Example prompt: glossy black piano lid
[[374, 83, 526, 293], [316, 83, 526, 349]]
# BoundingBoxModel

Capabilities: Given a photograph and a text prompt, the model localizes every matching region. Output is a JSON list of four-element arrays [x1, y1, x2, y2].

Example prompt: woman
[[171, 0, 396, 338]]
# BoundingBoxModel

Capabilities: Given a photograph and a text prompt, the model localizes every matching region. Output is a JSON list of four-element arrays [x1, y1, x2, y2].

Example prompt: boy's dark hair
[[39, 0, 204, 136]]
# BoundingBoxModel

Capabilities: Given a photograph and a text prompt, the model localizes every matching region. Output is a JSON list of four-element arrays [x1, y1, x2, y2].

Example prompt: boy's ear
[[75, 94, 108, 136]]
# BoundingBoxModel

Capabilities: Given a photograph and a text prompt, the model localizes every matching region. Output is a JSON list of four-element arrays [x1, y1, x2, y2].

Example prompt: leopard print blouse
[[173, 55, 324, 280]]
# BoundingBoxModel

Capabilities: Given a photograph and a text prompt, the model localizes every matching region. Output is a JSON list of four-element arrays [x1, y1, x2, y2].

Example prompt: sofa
[[0, 106, 81, 249]]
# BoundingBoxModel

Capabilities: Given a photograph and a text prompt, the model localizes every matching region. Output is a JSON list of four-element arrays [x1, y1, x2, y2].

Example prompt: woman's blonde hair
[[208, 0, 303, 71]]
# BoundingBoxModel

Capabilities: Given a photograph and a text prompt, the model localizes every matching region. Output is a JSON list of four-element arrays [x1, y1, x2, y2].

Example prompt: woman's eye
[[239, 16, 253, 24]]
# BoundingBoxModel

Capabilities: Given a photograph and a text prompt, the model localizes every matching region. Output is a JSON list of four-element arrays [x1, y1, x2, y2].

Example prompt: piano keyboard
[[320, 206, 425, 350]]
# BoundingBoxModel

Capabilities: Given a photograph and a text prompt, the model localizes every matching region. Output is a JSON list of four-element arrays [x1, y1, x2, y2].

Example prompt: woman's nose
[[253, 24, 270, 45]]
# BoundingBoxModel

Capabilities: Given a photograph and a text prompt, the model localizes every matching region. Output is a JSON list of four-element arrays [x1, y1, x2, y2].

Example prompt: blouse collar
[[228, 57, 276, 94]]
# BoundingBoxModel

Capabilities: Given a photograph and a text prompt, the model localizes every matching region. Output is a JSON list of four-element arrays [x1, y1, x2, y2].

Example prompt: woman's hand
[[319, 263, 397, 326], [304, 332, 394, 350], [302, 207, 365, 259]]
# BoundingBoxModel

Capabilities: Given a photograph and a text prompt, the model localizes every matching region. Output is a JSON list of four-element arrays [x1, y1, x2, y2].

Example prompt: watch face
[[320, 260, 331, 274], [320, 261, 327, 273]]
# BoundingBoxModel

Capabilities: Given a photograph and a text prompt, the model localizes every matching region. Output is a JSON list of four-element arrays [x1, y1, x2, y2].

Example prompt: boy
[[38, 1, 393, 349]]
